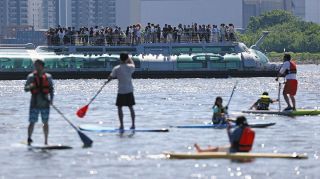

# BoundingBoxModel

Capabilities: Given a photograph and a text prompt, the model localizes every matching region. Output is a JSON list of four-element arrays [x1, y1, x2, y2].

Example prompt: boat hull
[[0, 70, 277, 80]]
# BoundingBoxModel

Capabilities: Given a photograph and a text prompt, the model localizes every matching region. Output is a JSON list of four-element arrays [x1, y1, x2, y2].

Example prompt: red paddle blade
[[76, 105, 89, 118]]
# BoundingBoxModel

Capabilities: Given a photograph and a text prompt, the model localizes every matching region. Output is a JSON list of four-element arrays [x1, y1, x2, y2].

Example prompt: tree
[[240, 10, 320, 52]]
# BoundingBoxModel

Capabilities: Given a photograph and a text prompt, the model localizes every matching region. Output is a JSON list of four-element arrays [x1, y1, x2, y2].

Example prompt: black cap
[[262, 92, 268, 96], [120, 53, 129, 62], [283, 54, 291, 61], [34, 59, 44, 66], [236, 116, 248, 126]]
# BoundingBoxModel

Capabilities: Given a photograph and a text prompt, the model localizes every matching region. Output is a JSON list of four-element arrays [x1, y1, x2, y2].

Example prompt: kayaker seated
[[194, 116, 255, 153], [250, 92, 278, 110], [212, 96, 228, 124]]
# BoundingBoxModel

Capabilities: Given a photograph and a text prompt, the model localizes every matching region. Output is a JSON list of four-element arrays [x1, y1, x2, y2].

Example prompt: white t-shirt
[[110, 64, 135, 94], [279, 61, 297, 80]]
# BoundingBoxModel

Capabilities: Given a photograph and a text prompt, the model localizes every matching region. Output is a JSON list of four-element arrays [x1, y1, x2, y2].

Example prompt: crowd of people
[[45, 23, 237, 46]]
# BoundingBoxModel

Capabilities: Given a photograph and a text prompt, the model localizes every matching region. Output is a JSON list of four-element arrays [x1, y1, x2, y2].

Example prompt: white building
[[28, 0, 42, 30]]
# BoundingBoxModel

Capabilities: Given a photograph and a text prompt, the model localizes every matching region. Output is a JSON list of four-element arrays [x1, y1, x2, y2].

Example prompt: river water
[[0, 64, 319, 179]]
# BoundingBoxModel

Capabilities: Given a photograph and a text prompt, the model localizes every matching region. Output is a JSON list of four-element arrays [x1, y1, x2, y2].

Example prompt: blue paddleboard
[[171, 122, 276, 129], [79, 124, 169, 133]]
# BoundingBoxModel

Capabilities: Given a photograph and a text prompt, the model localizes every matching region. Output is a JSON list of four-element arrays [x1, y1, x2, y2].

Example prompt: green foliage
[[266, 52, 320, 63], [247, 10, 296, 33], [240, 10, 320, 53]]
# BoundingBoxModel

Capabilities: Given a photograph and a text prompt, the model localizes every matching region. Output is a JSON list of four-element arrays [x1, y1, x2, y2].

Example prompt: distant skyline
[[1, 0, 320, 41]]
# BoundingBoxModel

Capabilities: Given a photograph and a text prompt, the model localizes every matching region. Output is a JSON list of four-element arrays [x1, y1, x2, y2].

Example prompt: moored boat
[[0, 32, 280, 80]]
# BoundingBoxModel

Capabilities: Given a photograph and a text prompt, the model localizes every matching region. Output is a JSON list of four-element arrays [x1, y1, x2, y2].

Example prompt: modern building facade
[[0, 0, 8, 38], [41, 0, 59, 29], [69, 0, 116, 28], [28, 0, 58, 30], [0, 0, 30, 38]]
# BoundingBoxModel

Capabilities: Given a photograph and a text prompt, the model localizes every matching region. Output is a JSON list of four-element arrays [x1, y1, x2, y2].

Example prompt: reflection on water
[[0, 65, 319, 178]]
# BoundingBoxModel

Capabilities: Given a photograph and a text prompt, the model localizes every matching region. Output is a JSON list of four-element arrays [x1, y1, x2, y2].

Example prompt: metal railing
[[45, 31, 238, 46]]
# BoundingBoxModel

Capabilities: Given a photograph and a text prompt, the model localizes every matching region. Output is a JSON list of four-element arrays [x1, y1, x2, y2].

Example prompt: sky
[[140, 0, 243, 27]]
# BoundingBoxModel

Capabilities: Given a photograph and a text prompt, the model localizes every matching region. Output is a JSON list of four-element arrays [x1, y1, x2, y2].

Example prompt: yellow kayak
[[242, 109, 320, 116], [164, 152, 308, 159]]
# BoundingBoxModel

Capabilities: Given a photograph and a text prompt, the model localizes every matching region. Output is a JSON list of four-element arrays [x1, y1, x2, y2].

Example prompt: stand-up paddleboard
[[20, 141, 72, 150], [79, 124, 169, 133], [171, 122, 276, 129], [242, 109, 320, 116], [29, 145, 72, 150], [27, 144, 72, 150], [164, 152, 308, 159]]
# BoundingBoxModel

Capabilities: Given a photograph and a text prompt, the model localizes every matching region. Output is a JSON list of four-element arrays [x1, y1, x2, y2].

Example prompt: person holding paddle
[[107, 53, 135, 131], [250, 92, 279, 110], [24, 59, 54, 145], [212, 96, 228, 124], [194, 116, 255, 153], [276, 53, 298, 111]]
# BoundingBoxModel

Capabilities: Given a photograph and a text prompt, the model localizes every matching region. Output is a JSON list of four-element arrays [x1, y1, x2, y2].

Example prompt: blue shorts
[[29, 108, 50, 123]]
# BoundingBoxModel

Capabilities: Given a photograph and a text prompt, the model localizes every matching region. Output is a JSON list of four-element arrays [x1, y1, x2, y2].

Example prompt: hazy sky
[[141, 0, 243, 27]]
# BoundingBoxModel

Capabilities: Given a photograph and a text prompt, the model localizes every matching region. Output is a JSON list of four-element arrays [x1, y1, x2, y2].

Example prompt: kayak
[[171, 122, 276, 129], [79, 124, 169, 133], [164, 152, 308, 159], [242, 109, 320, 116]]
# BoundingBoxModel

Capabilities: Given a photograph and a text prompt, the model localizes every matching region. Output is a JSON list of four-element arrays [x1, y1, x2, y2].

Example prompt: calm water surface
[[0, 65, 319, 179]]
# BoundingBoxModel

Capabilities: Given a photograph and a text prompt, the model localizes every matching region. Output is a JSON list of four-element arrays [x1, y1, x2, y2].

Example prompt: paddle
[[278, 82, 281, 112], [225, 81, 238, 142], [226, 81, 238, 109], [51, 103, 93, 148], [76, 81, 109, 118]]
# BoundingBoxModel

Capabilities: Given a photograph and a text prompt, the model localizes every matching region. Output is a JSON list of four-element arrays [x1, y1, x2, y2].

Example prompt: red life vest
[[31, 71, 50, 94], [285, 61, 297, 74], [238, 127, 255, 152]]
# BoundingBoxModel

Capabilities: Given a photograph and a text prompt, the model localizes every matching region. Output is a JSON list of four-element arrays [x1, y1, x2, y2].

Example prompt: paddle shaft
[[226, 81, 238, 143], [87, 81, 109, 105], [51, 104, 79, 131], [226, 81, 238, 108], [278, 82, 281, 112]]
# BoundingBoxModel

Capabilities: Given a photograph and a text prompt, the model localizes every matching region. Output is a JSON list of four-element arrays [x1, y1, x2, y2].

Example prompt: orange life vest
[[238, 127, 255, 152], [285, 61, 297, 74], [31, 71, 50, 94]]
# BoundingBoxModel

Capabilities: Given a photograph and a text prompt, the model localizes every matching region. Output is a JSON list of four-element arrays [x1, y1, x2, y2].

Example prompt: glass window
[[83, 57, 106, 68], [0, 58, 13, 69], [177, 56, 193, 61], [208, 55, 223, 61], [206, 46, 236, 54], [192, 56, 206, 61]]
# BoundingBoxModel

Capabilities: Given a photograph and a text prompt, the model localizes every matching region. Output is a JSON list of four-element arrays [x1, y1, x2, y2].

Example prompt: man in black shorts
[[107, 53, 135, 131]]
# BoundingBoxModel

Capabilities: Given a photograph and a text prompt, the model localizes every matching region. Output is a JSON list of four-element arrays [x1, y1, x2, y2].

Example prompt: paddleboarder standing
[[194, 116, 255, 153], [24, 59, 54, 145], [276, 54, 298, 111], [107, 53, 136, 131]]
